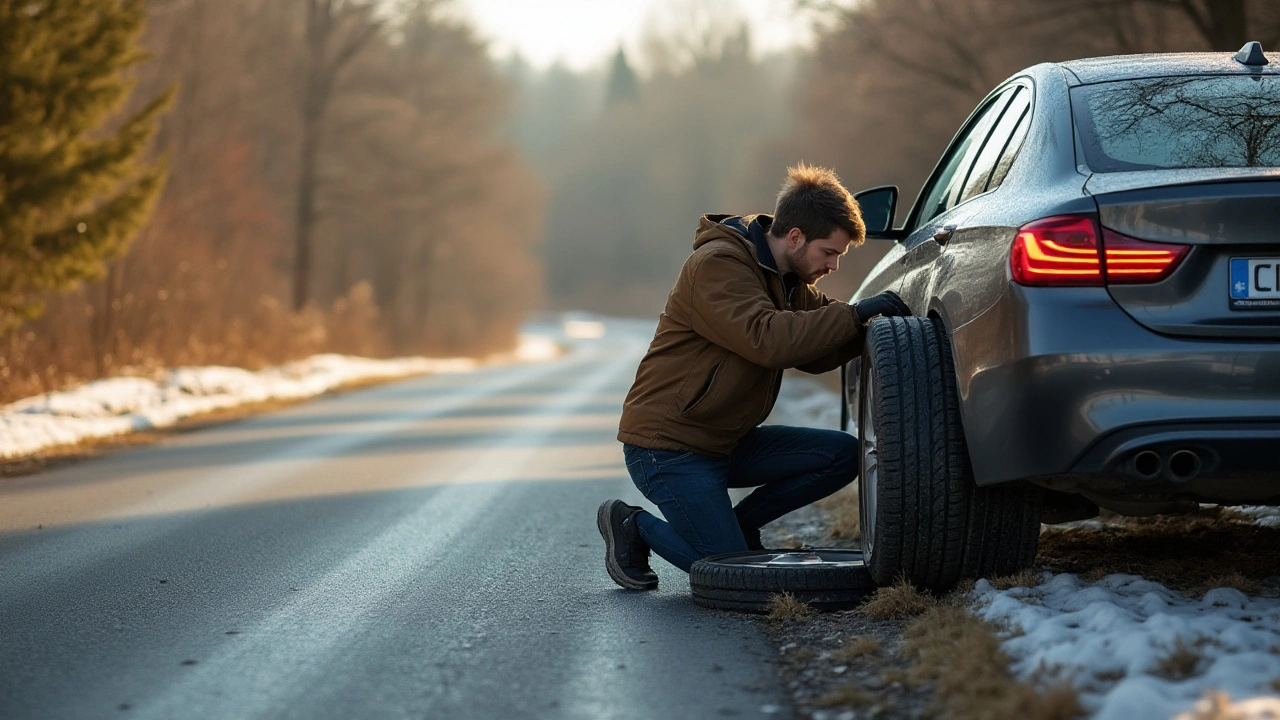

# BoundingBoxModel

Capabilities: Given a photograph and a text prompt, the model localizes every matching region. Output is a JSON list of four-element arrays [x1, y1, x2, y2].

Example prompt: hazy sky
[[455, 0, 814, 70]]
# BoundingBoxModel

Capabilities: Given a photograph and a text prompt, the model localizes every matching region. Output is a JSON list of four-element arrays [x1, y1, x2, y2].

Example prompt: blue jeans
[[622, 425, 858, 572]]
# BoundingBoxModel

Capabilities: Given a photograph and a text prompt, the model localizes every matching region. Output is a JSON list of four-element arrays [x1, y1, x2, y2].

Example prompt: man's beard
[[788, 248, 827, 285]]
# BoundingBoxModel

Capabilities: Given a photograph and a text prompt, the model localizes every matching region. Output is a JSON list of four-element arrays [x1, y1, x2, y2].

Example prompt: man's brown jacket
[[617, 213, 864, 457]]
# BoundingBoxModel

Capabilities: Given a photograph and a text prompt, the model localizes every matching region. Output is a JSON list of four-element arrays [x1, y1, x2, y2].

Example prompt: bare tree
[[641, 0, 753, 75], [294, 0, 383, 311], [1037, 0, 1280, 51]]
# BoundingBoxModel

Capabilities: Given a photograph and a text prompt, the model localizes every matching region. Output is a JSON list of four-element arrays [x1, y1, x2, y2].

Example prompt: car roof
[[1059, 51, 1280, 85]]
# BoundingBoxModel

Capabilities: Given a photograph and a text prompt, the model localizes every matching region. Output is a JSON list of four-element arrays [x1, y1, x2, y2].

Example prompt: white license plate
[[1229, 257, 1280, 310]]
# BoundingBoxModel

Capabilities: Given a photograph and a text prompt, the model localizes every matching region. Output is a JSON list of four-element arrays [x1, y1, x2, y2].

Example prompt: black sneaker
[[596, 499, 658, 590]]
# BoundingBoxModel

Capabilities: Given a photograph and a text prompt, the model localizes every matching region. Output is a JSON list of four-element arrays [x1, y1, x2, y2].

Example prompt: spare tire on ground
[[689, 548, 875, 613]]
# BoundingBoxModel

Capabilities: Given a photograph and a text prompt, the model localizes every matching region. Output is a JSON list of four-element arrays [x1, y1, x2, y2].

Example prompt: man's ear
[[785, 227, 806, 249]]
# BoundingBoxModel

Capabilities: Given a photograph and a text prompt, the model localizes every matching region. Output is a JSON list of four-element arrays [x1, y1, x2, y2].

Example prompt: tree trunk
[[294, 116, 320, 311], [292, 0, 379, 312], [1197, 0, 1249, 51]]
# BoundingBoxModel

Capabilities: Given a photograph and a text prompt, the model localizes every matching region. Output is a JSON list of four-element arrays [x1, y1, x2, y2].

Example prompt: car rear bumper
[[951, 285, 1280, 491]]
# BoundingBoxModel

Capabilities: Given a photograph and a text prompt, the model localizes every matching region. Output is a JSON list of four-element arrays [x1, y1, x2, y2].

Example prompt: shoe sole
[[597, 500, 657, 591]]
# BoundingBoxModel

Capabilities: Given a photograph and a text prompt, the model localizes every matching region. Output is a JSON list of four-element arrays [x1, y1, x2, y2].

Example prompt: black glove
[[853, 290, 911, 323]]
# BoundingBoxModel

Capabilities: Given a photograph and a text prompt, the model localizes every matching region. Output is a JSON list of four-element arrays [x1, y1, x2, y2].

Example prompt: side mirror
[[854, 185, 899, 239]]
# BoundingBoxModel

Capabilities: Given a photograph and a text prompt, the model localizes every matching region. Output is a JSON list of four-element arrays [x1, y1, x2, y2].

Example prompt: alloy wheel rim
[[859, 367, 878, 558]]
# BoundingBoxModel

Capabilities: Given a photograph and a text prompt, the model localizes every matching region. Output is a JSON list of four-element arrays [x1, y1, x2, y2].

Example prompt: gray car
[[843, 43, 1280, 591]]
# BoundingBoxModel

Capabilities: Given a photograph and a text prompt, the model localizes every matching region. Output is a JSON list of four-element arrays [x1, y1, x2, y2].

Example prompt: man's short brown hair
[[770, 162, 865, 246]]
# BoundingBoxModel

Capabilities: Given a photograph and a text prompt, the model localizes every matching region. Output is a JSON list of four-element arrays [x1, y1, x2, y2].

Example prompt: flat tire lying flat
[[689, 549, 875, 613]]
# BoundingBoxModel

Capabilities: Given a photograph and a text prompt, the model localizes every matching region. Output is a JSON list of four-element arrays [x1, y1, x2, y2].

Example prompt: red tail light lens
[[1010, 216, 1102, 286], [1100, 228, 1191, 284], [1011, 215, 1191, 286]]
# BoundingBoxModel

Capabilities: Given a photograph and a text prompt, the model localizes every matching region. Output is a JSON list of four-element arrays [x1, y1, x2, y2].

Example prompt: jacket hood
[[694, 213, 780, 275]]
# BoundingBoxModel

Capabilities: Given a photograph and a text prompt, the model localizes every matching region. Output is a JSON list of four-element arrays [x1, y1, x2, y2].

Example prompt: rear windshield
[[1072, 75, 1280, 172]]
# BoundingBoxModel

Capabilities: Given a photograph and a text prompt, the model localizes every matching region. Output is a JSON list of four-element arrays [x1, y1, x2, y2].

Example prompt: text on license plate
[[1230, 257, 1280, 310]]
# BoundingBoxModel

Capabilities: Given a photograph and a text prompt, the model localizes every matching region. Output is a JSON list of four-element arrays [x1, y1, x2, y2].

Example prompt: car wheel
[[858, 316, 1041, 592], [840, 358, 861, 433], [689, 549, 875, 613]]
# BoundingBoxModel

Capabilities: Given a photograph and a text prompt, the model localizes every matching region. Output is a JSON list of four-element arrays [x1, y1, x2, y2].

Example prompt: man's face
[[786, 228, 853, 285]]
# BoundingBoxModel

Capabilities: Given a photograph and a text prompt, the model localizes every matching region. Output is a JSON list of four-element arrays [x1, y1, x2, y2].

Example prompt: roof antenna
[[1234, 41, 1268, 66]]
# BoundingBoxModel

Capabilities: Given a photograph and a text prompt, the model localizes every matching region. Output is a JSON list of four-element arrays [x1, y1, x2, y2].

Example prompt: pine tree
[[605, 47, 639, 106], [0, 0, 172, 333]]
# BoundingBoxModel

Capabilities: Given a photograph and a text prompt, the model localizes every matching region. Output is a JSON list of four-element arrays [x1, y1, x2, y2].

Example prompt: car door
[[895, 87, 1028, 313]]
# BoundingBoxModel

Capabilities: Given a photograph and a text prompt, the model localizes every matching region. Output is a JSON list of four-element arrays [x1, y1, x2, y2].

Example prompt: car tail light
[[1010, 216, 1103, 286], [1099, 227, 1190, 284], [1011, 215, 1190, 286]]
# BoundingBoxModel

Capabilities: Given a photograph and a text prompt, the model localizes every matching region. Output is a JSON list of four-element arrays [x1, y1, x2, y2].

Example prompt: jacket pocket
[[682, 360, 722, 415], [680, 352, 768, 431]]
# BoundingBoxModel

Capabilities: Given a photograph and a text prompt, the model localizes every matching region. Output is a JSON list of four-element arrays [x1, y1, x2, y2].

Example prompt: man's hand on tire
[[853, 291, 912, 323]]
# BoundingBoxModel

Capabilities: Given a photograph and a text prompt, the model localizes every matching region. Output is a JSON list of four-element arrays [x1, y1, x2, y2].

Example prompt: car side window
[[984, 99, 1032, 192], [959, 87, 1029, 202], [914, 89, 1015, 228]]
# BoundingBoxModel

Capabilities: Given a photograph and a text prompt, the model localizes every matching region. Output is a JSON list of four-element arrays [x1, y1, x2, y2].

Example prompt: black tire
[[689, 549, 875, 613], [858, 316, 1041, 592]]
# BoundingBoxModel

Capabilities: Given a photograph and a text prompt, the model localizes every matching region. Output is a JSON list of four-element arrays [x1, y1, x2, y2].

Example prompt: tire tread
[[862, 317, 1041, 592]]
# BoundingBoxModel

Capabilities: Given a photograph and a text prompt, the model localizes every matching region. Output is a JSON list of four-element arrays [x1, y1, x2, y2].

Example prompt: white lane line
[[127, 342, 641, 720]]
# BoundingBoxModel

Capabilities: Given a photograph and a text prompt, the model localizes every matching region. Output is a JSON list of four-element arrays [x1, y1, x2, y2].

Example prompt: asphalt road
[[0, 320, 789, 720]]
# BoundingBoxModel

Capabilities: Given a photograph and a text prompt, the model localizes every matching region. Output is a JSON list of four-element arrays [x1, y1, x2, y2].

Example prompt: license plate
[[1229, 257, 1280, 310]]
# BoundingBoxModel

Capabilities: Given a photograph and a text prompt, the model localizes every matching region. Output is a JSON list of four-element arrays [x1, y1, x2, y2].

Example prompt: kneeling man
[[599, 163, 910, 589]]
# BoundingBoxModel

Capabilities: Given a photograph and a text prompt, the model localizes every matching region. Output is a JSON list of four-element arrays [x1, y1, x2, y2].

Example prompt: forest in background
[[523, 0, 1280, 314], [3, 0, 1278, 403], [2, 0, 542, 402]]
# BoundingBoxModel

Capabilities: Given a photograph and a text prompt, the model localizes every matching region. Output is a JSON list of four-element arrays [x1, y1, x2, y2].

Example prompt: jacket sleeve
[[794, 287, 863, 374], [794, 338, 862, 375], [688, 252, 862, 369]]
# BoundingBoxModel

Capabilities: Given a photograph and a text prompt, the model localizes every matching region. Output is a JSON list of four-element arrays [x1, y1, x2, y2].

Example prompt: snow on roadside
[[0, 333, 559, 460], [973, 573, 1280, 719], [771, 377, 1280, 719], [1226, 506, 1280, 528]]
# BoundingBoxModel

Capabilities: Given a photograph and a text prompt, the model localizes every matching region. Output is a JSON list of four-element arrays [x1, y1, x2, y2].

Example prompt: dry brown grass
[[1177, 692, 1249, 720], [1153, 637, 1206, 681], [818, 485, 860, 539], [860, 576, 937, 620], [1, 282, 393, 406], [903, 605, 1084, 720], [1094, 668, 1127, 683], [768, 592, 817, 622], [1037, 509, 1280, 596], [987, 569, 1041, 591], [831, 635, 882, 663], [812, 684, 873, 708], [1203, 571, 1263, 597]]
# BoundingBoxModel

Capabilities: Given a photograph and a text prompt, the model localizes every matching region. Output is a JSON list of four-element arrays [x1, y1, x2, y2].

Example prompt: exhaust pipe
[[1132, 450, 1162, 481], [1168, 449, 1202, 483]]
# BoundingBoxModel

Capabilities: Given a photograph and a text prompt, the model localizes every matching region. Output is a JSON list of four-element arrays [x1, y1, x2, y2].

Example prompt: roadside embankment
[[760, 377, 1280, 720], [0, 334, 559, 463]]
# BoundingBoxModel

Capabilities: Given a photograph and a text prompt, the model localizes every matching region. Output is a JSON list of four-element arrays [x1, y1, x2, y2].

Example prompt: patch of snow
[[973, 572, 1280, 720], [1228, 506, 1280, 529], [563, 319, 606, 339], [0, 333, 558, 460], [762, 361, 1280, 719]]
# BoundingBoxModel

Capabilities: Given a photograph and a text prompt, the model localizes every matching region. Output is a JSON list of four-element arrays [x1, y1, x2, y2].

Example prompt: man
[[598, 163, 911, 590]]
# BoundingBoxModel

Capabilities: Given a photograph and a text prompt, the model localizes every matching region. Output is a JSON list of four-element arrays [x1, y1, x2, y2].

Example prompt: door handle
[[933, 225, 957, 245]]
